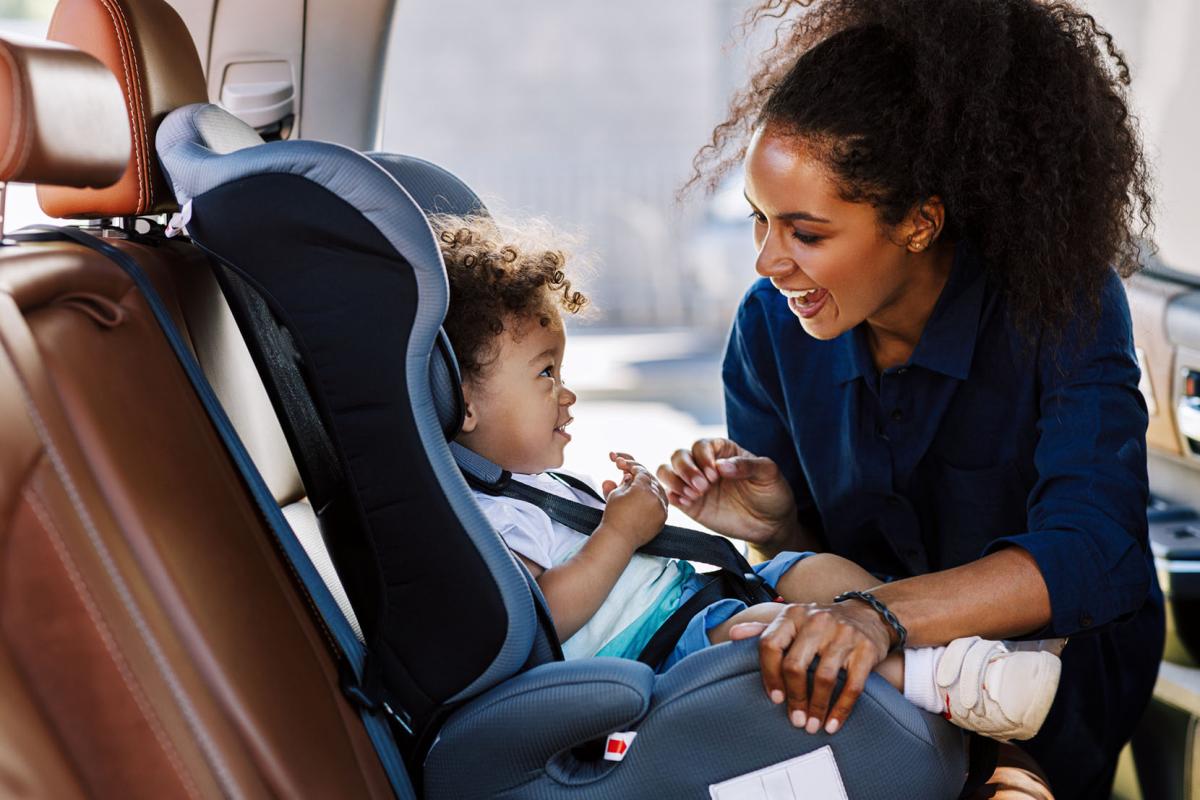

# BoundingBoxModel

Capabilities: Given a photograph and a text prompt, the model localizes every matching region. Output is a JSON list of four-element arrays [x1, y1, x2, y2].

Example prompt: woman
[[658, 1, 1164, 797]]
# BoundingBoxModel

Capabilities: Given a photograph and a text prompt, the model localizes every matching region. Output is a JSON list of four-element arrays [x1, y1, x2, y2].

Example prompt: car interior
[[0, 0, 1198, 798]]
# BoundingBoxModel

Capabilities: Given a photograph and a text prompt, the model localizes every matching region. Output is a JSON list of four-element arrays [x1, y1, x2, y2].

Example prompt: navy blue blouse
[[723, 244, 1164, 798]]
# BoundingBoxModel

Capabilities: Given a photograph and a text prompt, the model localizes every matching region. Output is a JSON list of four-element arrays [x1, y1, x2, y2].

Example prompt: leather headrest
[[0, 36, 128, 187], [37, 0, 207, 218]]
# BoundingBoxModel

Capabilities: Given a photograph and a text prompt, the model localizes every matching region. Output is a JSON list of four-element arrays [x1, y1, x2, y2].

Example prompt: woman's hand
[[729, 601, 894, 735], [656, 437, 798, 549]]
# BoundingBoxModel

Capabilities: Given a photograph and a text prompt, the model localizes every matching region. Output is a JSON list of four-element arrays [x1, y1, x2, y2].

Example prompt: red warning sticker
[[603, 731, 637, 762]]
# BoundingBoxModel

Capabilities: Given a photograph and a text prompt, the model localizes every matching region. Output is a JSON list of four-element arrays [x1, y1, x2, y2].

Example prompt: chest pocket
[[934, 460, 1029, 569]]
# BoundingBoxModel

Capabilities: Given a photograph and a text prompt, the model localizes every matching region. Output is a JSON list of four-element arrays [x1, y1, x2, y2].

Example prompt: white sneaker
[[934, 636, 1061, 741]]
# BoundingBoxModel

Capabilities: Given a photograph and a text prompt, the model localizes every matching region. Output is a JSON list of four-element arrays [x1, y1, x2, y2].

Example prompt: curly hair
[[691, 0, 1153, 341], [433, 214, 588, 379]]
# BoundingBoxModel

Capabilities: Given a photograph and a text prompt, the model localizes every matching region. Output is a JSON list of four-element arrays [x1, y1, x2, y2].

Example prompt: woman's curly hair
[[433, 214, 588, 379], [692, 0, 1153, 341]]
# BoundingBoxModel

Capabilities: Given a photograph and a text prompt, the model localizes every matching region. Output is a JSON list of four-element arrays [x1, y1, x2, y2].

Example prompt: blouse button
[[891, 409, 903, 422], [1080, 614, 1094, 628]]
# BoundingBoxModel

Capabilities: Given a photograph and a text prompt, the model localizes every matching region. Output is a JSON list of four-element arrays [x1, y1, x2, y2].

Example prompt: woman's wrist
[[833, 591, 907, 653], [747, 515, 804, 561]]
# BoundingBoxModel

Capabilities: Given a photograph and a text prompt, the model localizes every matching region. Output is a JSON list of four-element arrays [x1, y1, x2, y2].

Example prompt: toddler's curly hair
[[433, 214, 589, 380]]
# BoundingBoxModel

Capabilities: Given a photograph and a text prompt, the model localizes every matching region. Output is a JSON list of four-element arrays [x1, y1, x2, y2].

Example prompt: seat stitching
[[94, 0, 144, 210], [0, 327, 240, 798], [105, 0, 152, 209], [23, 486, 203, 800], [0, 44, 24, 178]]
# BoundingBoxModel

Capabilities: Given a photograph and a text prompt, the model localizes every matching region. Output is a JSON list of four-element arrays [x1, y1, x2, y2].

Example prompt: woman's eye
[[747, 210, 766, 224], [792, 231, 822, 245]]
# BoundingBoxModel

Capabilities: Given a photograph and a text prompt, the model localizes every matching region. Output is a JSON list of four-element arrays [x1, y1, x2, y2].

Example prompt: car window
[[1073, 1, 1200, 275]]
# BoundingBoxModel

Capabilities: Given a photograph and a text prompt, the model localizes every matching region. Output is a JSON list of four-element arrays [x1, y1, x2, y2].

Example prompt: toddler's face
[[458, 314, 576, 474]]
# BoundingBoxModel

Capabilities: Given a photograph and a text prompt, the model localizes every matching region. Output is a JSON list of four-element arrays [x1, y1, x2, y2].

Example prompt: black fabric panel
[[188, 174, 508, 708]]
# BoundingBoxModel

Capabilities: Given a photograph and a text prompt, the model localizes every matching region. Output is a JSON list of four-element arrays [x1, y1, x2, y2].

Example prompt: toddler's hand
[[601, 452, 668, 548]]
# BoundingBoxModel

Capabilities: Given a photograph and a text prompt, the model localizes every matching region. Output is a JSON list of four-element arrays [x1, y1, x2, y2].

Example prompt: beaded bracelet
[[833, 590, 908, 653]]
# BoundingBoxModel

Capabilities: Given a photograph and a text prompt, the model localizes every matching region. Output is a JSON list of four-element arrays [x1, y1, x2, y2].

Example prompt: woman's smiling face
[[743, 126, 924, 342]]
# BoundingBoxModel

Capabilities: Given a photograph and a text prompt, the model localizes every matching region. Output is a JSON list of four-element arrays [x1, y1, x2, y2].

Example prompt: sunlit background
[[0, 0, 1196, 513]]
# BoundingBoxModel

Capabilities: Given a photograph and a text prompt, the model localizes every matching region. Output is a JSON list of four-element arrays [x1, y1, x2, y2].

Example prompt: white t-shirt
[[473, 471, 695, 659]]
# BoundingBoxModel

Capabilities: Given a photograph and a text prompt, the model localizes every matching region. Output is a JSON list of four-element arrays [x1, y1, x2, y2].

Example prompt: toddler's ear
[[460, 404, 478, 433], [459, 383, 479, 434]]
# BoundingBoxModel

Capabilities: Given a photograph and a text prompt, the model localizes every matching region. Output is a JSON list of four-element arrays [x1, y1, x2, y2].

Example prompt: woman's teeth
[[782, 288, 822, 302]]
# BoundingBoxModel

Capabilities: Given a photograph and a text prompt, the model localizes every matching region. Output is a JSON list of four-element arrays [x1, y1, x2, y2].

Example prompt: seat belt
[[454, 443, 775, 601], [17, 225, 416, 800]]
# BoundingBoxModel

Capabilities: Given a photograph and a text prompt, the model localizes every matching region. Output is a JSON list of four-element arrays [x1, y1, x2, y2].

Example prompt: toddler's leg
[[771, 552, 879, 604], [706, 602, 787, 645]]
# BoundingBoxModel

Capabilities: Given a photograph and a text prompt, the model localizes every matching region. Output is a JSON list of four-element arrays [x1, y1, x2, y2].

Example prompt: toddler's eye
[[539, 365, 554, 378]]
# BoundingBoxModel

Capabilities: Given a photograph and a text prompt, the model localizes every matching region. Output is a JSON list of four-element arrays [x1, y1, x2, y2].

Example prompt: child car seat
[[155, 101, 973, 799]]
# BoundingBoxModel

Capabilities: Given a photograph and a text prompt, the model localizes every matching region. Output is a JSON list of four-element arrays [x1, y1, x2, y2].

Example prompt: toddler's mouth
[[554, 418, 573, 440]]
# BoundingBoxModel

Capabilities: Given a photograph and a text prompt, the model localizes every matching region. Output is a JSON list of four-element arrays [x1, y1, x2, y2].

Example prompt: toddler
[[436, 213, 1061, 742]]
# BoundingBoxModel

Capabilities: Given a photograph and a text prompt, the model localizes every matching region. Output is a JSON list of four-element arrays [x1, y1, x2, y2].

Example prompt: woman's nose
[[754, 228, 795, 279]]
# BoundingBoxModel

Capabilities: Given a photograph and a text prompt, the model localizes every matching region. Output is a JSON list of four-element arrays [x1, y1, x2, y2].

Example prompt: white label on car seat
[[708, 746, 848, 800], [603, 731, 637, 761]]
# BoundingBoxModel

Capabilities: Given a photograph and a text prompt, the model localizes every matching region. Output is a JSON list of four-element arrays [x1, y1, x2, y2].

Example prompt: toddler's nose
[[561, 385, 578, 406]]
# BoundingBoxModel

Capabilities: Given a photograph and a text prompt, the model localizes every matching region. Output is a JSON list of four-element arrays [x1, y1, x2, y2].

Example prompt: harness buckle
[[742, 571, 777, 603]]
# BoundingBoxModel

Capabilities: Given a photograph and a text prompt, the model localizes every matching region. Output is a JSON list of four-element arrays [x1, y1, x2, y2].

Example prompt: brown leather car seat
[[42, 0, 366, 640], [0, 6, 392, 797]]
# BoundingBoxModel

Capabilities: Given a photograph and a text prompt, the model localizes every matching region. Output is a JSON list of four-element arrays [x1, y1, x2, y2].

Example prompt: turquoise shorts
[[659, 550, 812, 672]]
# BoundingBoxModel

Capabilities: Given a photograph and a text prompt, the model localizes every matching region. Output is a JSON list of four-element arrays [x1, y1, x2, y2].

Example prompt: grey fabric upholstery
[[366, 153, 488, 219], [188, 103, 265, 154], [427, 640, 966, 799], [367, 153, 483, 439]]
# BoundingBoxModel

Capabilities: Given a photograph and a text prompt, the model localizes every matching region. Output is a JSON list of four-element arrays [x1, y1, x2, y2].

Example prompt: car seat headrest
[[0, 36, 129, 188], [366, 154, 490, 442], [37, 0, 207, 218], [157, 101, 540, 710], [366, 153, 489, 219]]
